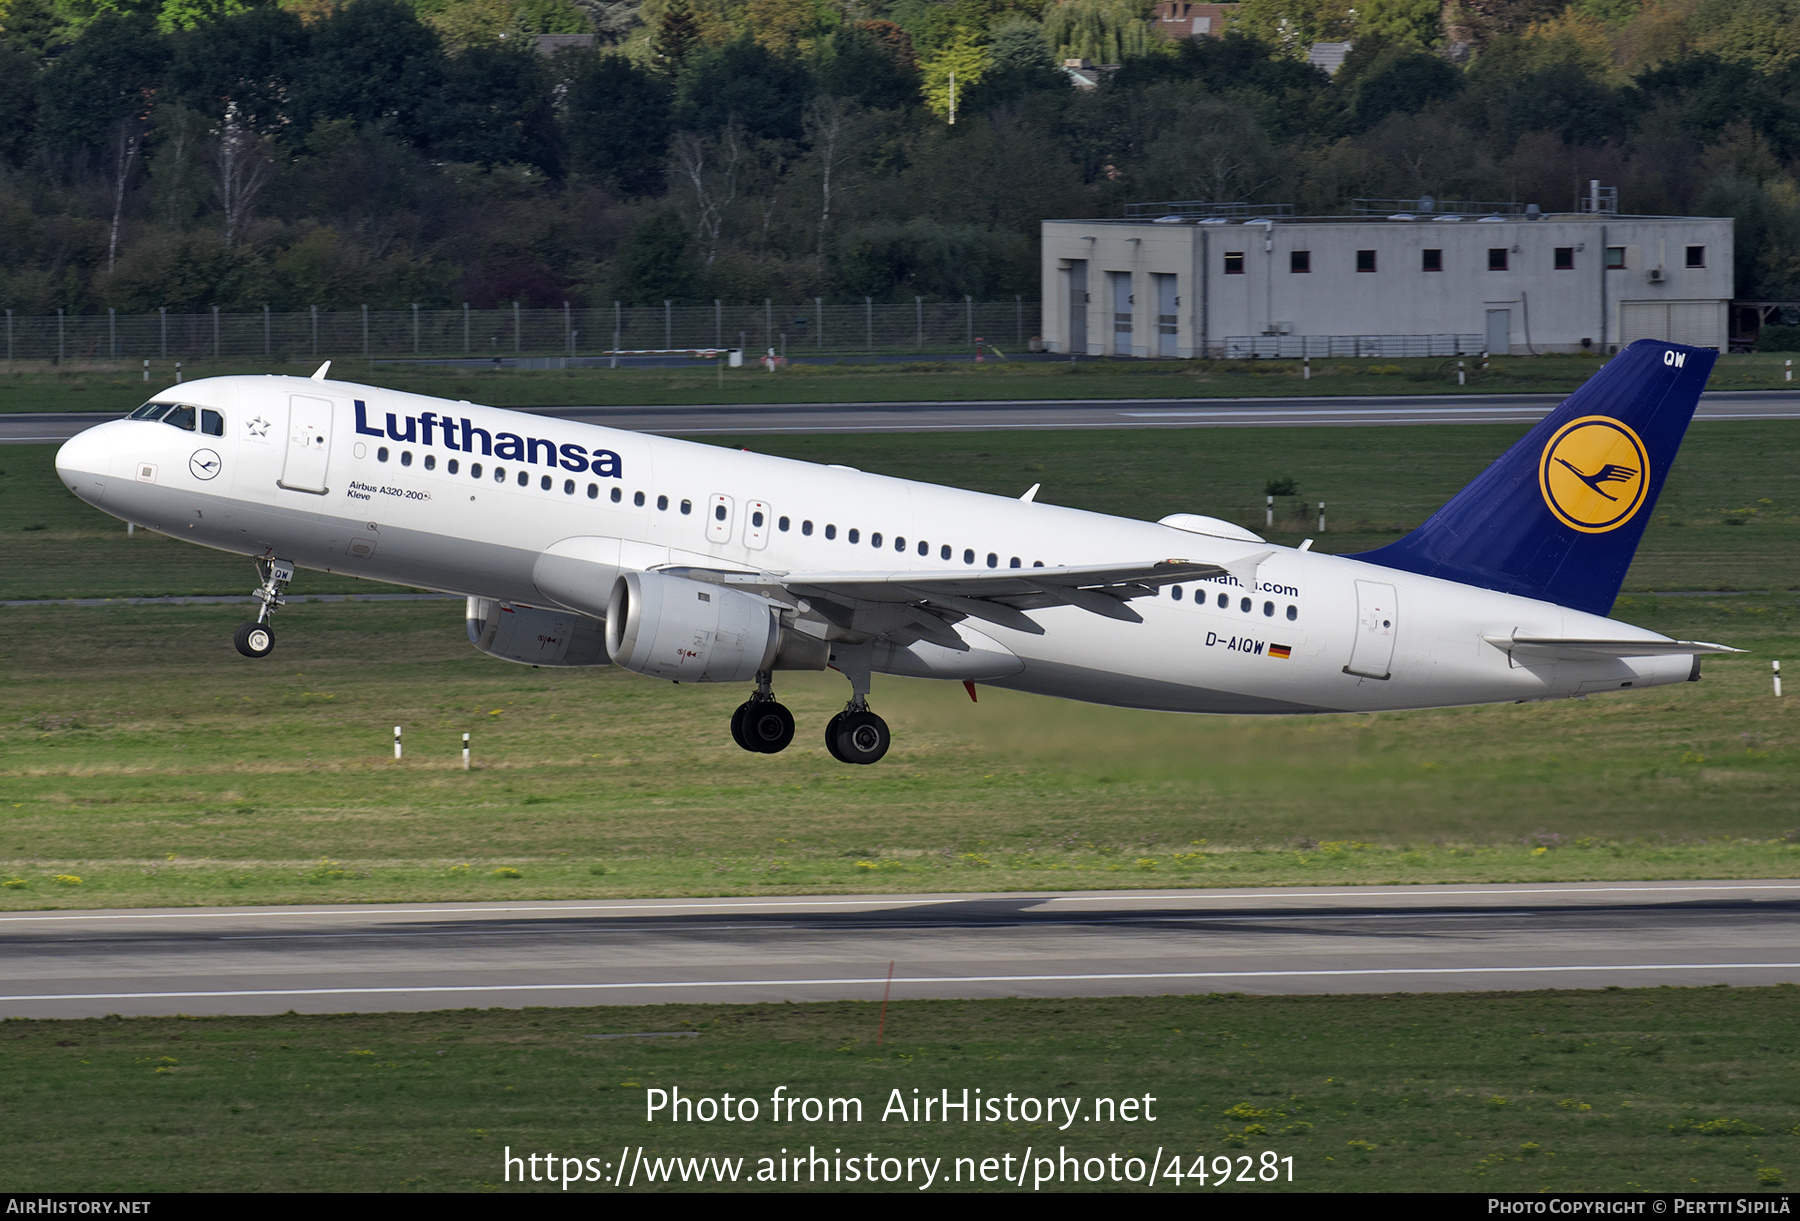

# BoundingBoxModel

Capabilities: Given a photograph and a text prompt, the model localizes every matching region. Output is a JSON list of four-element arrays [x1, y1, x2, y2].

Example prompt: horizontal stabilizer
[[1484, 634, 1743, 661]]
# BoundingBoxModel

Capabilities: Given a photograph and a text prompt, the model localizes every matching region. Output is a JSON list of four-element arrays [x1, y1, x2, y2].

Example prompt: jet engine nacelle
[[605, 570, 826, 682], [466, 597, 609, 667]]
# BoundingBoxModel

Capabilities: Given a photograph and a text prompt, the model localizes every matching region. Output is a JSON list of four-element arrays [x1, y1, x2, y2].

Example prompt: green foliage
[[832, 216, 1032, 298], [675, 36, 812, 140], [1756, 324, 1800, 351], [920, 25, 987, 116], [813, 22, 919, 111], [1353, 0, 1441, 48], [563, 52, 672, 193], [1691, 0, 1800, 73], [613, 206, 696, 303], [1232, 0, 1349, 58], [1042, 0, 1160, 64]]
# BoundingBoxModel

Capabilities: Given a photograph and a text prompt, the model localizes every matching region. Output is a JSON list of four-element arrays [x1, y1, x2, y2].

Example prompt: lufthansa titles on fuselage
[[353, 400, 623, 478]]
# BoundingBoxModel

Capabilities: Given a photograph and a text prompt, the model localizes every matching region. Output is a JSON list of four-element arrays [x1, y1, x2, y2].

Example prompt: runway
[[7, 388, 1800, 443], [3, 880, 1795, 1019]]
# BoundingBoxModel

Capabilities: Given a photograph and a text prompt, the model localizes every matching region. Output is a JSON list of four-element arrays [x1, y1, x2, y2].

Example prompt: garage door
[[1619, 300, 1726, 349]]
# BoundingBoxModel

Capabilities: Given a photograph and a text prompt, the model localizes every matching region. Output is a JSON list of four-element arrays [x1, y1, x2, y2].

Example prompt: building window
[[1686, 245, 1706, 268], [1356, 249, 1376, 272], [1554, 247, 1574, 270], [1488, 248, 1508, 271], [1606, 246, 1626, 270], [1224, 252, 1245, 274], [1422, 249, 1442, 272], [1290, 250, 1310, 273]]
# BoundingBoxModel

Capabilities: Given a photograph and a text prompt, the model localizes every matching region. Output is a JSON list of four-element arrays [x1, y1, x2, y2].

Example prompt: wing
[[660, 553, 1271, 647]]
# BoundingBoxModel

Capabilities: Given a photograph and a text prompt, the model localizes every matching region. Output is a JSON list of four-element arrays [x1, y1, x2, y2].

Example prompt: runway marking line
[[2, 882, 1797, 924], [5, 962, 1800, 1004]]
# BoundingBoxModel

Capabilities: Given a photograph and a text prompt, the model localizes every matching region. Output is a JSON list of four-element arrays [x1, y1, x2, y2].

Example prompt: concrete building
[[1041, 203, 1733, 358]]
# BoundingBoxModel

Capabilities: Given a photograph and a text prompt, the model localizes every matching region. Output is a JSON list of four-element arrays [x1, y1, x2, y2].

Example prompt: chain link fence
[[1, 299, 1043, 363]]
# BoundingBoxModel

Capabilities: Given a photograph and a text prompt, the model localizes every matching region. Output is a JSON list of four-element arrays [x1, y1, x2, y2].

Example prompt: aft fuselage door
[[706, 493, 734, 544], [744, 500, 770, 549], [279, 395, 333, 494], [1344, 579, 1397, 680]]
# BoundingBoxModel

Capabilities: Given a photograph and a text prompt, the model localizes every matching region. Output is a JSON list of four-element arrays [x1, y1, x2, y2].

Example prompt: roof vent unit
[[1157, 513, 1266, 543]]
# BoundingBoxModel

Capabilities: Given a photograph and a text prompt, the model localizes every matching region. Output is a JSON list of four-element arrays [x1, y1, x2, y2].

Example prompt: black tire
[[744, 700, 796, 754], [832, 709, 890, 765], [823, 711, 849, 762], [729, 701, 755, 752], [233, 621, 274, 658]]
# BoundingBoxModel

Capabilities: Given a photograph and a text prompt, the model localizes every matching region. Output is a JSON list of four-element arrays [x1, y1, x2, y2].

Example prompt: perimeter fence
[[0, 298, 1044, 363]]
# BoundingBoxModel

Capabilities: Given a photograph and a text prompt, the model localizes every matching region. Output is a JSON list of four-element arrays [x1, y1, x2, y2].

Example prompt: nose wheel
[[234, 557, 294, 659], [233, 622, 275, 658]]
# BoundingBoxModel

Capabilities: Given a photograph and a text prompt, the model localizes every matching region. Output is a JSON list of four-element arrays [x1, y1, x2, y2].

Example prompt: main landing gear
[[233, 558, 294, 659], [730, 671, 797, 754], [727, 660, 891, 765]]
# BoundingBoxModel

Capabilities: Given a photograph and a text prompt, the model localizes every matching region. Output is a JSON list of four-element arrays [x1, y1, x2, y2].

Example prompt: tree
[[654, 0, 699, 72], [1354, 0, 1442, 48], [563, 52, 673, 194], [289, 0, 446, 148], [210, 100, 273, 246], [33, 12, 167, 154], [169, 5, 309, 138], [1349, 49, 1463, 128], [675, 37, 812, 141], [959, 18, 1066, 111], [921, 27, 987, 118], [814, 22, 919, 111], [1231, 0, 1351, 59], [614, 205, 695, 301], [430, 40, 559, 171]]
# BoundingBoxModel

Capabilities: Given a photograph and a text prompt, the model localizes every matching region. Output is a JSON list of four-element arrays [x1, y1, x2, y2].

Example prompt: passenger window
[[919, 541, 929, 556], [588, 484, 599, 499], [657, 495, 668, 510], [1032, 560, 1044, 567], [471, 462, 482, 478], [494, 467, 506, 482], [1217, 593, 1228, 609], [378, 447, 390, 462], [715, 504, 728, 521], [848, 529, 860, 543], [201, 409, 224, 436], [539, 474, 550, 490], [1171, 586, 1183, 601], [164, 405, 196, 431], [424, 455, 436, 471], [448, 459, 460, 474], [401, 451, 413, 467], [1009, 557, 1020, 568], [1240, 597, 1252, 612], [517, 471, 529, 486], [871, 532, 883, 547], [777, 515, 788, 531], [610, 486, 621, 502], [1286, 604, 1298, 621], [564, 479, 575, 494], [680, 499, 692, 514], [634, 491, 645, 506], [824, 524, 836, 539], [940, 545, 950, 560], [964, 549, 975, 565], [802, 520, 813, 535], [987, 553, 998, 568], [1263, 601, 1274, 616], [893, 536, 904, 551]]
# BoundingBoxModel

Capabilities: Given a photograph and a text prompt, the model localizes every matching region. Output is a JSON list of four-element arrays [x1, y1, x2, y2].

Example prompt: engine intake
[[605, 571, 825, 682]]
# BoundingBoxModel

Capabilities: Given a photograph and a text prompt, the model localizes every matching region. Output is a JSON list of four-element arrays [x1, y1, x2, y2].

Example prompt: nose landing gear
[[233, 558, 294, 659], [730, 671, 797, 754]]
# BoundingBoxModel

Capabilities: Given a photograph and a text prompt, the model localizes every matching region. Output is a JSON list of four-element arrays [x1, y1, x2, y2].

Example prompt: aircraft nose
[[55, 421, 121, 505]]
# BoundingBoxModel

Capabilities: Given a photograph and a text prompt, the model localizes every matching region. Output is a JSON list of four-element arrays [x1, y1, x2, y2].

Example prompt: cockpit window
[[163, 405, 197, 431], [201, 409, 223, 436], [130, 402, 175, 421]]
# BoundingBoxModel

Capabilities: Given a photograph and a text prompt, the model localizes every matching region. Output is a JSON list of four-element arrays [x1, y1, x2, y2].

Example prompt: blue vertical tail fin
[[1349, 339, 1715, 616]]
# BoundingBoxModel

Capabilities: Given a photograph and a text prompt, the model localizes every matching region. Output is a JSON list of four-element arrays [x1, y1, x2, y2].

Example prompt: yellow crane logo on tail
[[1539, 416, 1650, 533]]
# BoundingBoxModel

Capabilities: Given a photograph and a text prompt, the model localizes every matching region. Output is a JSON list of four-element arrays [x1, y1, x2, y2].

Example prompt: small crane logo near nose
[[189, 449, 222, 481]]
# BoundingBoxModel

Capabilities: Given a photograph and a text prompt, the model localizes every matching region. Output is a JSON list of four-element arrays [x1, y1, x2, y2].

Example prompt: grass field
[[2, 988, 1793, 1192], [0, 590, 1793, 909], [4, 418, 1797, 599], [5, 349, 1800, 415]]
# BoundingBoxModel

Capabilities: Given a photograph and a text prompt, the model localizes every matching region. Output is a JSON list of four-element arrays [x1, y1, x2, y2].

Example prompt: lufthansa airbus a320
[[53, 340, 1735, 764]]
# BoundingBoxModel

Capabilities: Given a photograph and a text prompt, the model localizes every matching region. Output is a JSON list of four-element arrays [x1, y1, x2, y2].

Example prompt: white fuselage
[[54, 375, 1694, 714]]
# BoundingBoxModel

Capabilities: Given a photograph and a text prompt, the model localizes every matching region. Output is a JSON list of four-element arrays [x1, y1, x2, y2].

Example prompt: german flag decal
[[1269, 644, 1292, 659]]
